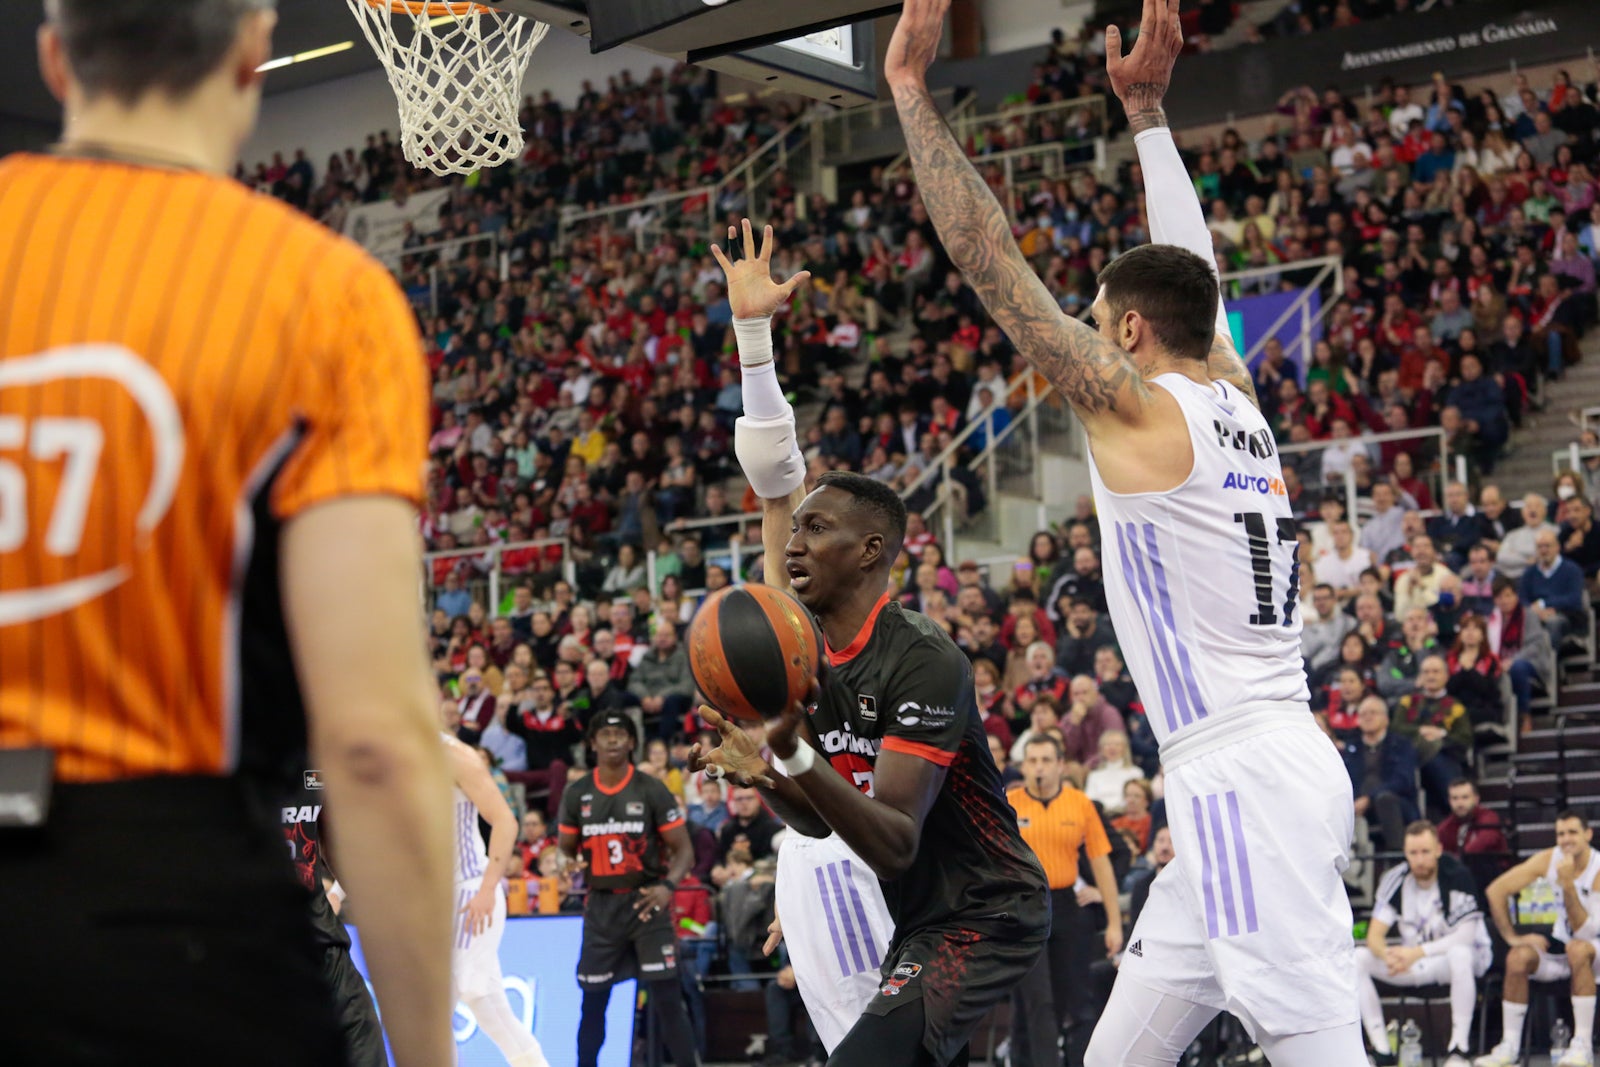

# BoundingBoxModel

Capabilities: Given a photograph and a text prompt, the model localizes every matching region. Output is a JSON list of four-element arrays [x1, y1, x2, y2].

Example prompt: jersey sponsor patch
[[1220, 471, 1287, 495], [626, 801, 645, 816], [1128, 939, 1143, 957], [303, 770, 323, 790], [881, 962, 921, 996], [282, 804, 321, 824], [857, 694, 878, 722], [895, 701, 954, 728]]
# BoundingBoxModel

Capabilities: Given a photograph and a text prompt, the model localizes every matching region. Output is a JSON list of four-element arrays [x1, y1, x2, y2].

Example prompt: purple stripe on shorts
[[1116, 522, 1182, 731], [815, 865, 851, 976], [1225, 791, 1260, 934], [827, 862, 868, 976], [842, 860, 882, 969], [1207, 792, 1238, 937], [1142, 524, 1208, 720], [1191, 795, 1220, 939]]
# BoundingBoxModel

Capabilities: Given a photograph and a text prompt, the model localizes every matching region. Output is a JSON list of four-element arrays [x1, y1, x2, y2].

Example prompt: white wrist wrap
[[736, 413, 806, 499], [777, 743, 816, 777], [1134, 126, 1233, 338], [733, 314, 776, 369]]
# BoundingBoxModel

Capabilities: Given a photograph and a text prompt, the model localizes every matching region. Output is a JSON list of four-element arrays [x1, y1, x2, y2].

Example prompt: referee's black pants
[[0, 776, 349, 1066], [1008, 888, 1102, 1067]]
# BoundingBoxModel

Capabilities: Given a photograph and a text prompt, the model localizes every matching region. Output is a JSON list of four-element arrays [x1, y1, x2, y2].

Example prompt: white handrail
[[424, 535, 573, 617], [1554, 444, 1600, 474]]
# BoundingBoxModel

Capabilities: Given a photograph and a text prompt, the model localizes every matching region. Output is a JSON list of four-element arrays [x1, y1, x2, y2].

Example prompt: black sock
[[578, 987, 611, 1067], [650, 978, 701, 1067]]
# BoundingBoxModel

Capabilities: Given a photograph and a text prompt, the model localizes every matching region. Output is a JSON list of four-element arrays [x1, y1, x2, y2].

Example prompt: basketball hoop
[[346, 0, 548, 175]]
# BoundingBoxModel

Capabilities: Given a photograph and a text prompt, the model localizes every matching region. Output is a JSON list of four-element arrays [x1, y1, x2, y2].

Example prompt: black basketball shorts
[[577, 888, 680, 988]]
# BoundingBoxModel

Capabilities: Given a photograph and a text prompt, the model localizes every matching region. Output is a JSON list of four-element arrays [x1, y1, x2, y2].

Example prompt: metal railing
[[1221, 254, 1345, 370], [423, 536, 573, 617], [809, 86, 961, 163], [556, 118, 807, 246], [1554, 444, 1600, 476], [886, 94, 1110, 179], [395, 231, 505, 316], [1279, 426, 1455, 524], [899, 368, 1081, 553], [644, 510, 763, 596]]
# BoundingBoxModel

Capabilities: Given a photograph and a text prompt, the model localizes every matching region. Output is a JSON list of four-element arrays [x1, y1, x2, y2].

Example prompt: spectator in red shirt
[[1436, 778, 1510, 857]]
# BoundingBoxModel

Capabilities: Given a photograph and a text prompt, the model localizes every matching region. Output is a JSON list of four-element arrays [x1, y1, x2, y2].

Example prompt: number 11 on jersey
[[1234, 511, 1300, 627]]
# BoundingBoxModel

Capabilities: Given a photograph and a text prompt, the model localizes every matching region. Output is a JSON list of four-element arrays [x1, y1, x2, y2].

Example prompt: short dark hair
[[1096, 245, 1219, 362], [1023, 734, 1064, 760], [45, 0, 274, 105], [1448, 778, 1477, 794], [1558, 809, 1591, 830], [814, 471, 907, 559], [1403, 819, 1438, 840]]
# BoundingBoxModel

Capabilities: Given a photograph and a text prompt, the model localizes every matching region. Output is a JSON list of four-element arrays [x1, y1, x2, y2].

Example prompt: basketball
[[686, 584, 824, 722]]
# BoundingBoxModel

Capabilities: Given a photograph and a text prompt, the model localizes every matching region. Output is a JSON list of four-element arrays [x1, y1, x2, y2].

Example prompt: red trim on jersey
[[882, 736, 957, 767], [595, 764, 635, 796], [825, 592, 891, 666], [658, 817, 685, 833], [558, 824, 579, 835]]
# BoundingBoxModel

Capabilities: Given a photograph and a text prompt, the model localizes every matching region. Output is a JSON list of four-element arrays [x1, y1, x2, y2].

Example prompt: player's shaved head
[[44, 0, 275, 105]]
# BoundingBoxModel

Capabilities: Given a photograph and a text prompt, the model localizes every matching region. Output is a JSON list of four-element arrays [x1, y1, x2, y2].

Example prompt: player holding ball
[[691, 219, 1050, 1067]]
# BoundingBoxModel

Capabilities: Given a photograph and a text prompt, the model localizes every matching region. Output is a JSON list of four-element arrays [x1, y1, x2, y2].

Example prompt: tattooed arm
[[1207, 335, 1260, 408], [885, 7, 1149, 425]]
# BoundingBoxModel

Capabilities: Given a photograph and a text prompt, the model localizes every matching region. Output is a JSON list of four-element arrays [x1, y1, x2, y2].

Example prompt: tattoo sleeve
[[1207, 334, 1261, 411], [890, 81, 1149, 420], [1122, 83, 1170, 134]]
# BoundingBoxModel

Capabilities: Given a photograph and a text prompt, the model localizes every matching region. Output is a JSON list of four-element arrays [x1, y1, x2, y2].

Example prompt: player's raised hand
[[1105, 0, 1183, 109], [884, 0, 951, 87], [688, 705, 776, 788], [709, 219, 810, 320]]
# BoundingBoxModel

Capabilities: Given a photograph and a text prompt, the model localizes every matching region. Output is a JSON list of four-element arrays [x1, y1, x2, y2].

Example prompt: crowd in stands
[[240, 16, 1600, 1063]]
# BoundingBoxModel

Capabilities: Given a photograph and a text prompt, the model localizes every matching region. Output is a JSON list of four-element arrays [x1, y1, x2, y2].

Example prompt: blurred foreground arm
[[284, 498, 455, 1067]]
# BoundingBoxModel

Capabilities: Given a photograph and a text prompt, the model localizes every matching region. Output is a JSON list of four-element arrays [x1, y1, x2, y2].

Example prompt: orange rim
[[363, 1, 497, 15]]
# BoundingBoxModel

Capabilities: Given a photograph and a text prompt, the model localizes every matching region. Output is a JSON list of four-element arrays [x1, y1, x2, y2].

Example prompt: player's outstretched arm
[[447, 735, 517, 931], [284, 497, 455, 1067], [1106, 0, 1260, 409], [885, 0, 1150, 432]]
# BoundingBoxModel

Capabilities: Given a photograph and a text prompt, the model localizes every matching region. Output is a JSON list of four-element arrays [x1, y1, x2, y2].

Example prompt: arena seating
[[245, 18, 1600, 1061]]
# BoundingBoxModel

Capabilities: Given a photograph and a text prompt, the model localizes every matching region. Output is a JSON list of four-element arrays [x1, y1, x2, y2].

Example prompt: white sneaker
[[1558, 1046, 1596, 1067], [1443, 1053, 1471, 1067], [1472, 1044, 1519, 1067]]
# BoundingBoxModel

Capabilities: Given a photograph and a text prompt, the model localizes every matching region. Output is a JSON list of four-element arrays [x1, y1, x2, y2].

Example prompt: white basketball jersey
[[1087, 373, 1310, 751], [443, 732, 490, 884], [1547, 846, 1600, 943]]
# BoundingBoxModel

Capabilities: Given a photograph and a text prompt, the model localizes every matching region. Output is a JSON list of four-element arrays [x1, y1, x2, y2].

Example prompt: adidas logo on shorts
[[1128, 940, 1143, 958]]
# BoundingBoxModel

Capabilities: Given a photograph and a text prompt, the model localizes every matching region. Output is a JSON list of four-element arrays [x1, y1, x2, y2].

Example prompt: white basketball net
[[346, 1, 549, 175]]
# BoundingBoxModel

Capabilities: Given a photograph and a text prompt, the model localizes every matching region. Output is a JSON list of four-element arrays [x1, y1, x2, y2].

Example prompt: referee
[[1005, 736, 1123, 1067], [0, 3, 454, 1064]]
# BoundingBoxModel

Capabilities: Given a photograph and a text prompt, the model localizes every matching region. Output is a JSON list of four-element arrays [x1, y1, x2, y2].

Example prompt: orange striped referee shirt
[[0, 152, 429, 784], [1006, 783, 1112, 890]]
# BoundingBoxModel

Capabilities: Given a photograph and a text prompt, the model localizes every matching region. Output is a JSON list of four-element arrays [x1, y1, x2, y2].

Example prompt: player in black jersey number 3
[[696, 226, 1050, 1067], [558, 711, 701, 1067]]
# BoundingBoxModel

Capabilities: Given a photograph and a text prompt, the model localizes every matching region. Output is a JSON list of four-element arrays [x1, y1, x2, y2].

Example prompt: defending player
[[1476, 811, 1600, 1067], [281, 769, 387, 1067], [886, 0, 1362, 1060], [0, 3, 453, 1063], [1357, 822, 1490, 1067], [558, 712, 701, 1067], [442, 729, 552, 1067], [697, 226, 1051, 1067]]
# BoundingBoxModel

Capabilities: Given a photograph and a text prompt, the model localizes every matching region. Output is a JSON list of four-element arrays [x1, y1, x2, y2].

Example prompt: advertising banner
[[346, 915, 637, 1067], [1224, 286, 1322, 375], [1166, 0, 1600, 128], [342, 187, 451, 267]]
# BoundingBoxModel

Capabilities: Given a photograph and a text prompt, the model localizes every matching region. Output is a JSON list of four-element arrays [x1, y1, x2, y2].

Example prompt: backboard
[[484, 0, 899, 106]]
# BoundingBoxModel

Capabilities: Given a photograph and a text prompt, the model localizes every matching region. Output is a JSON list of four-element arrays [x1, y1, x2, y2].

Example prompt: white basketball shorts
[[1119, 710, 1359, 1038], [452, 876, 509, 1001], [775, 832, 895, 1053]]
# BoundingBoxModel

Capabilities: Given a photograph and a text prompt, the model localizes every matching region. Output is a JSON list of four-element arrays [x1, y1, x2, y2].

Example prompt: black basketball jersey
[[559, 764, 685, 892], [280, 767, 348, 947], [808, 594, 1049, 940]]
